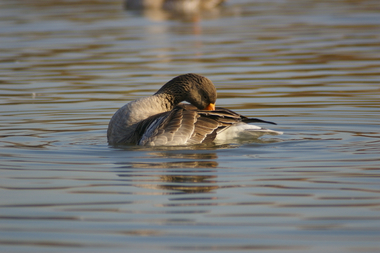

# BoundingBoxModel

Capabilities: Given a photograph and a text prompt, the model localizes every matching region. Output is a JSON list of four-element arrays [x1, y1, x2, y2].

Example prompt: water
[[1, 0, 380, 252]]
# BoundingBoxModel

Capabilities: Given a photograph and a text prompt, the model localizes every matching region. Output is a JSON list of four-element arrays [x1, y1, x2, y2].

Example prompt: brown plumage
[[107, 73, 280, 146]]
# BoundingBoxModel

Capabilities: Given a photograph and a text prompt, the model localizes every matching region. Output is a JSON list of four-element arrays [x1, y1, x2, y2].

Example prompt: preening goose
[[107, 73, 282, 146]]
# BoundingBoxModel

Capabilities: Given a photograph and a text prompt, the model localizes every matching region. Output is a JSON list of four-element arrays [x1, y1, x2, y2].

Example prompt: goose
[[125, 0, 226, 11], [107, 73, 282, 146]]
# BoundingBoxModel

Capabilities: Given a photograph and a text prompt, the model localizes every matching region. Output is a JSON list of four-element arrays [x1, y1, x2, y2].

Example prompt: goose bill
[[205, 103, 215, 111]]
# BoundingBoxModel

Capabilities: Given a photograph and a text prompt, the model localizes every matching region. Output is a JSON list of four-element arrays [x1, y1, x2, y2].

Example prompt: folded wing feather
[[134, 104, 276, 146]]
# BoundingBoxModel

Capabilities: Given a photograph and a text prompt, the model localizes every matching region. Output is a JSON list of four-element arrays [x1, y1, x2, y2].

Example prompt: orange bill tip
[[205, 103, 215, 111]]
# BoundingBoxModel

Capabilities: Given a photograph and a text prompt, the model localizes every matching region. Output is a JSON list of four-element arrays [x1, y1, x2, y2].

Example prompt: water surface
[[1, 0, 380, 252]]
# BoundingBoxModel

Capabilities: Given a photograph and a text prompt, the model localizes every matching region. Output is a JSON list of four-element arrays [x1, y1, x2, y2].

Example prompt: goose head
[[155, 73, 217, 110]]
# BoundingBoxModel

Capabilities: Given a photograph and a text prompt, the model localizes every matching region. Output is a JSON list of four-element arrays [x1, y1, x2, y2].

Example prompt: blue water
[[1, 0, 380, 252]]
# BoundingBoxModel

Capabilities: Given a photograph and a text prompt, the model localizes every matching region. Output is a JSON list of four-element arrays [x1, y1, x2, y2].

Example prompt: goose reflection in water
[[117, 152, 219, 193]]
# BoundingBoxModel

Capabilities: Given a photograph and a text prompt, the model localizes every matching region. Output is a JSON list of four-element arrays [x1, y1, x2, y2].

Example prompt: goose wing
[[136, 105, 218, 146], [135, 104, 277, 146]]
